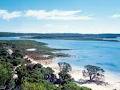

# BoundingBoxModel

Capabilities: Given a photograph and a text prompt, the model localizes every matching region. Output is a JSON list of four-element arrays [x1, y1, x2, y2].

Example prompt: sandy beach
[[44, 62, 120, 90], [25, 56, 120, 90]]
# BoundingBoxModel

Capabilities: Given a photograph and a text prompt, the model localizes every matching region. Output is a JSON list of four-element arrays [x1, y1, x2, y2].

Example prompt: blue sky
[[0, 0, 120, 33]]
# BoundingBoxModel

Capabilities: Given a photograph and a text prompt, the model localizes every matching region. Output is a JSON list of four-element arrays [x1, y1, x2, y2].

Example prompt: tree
[[84, 65, 105, 82], [12, 49, 23, 59], [58, 62, 72, 73], [58, 71, 72, 83], [15, 64, 28, 86], [16, 63, 55, 83], [58, 62, 73, 84], [0, 48, 9, 60], [44, 74, 57, 83], [0, 48, 24, 66], [0, 61, 13, 89]]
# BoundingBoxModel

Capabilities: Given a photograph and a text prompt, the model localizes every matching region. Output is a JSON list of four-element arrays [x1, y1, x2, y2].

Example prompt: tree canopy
[[58, 62, 72, 73], [0, 61, 13, 89], [84, 65, 105, 82]]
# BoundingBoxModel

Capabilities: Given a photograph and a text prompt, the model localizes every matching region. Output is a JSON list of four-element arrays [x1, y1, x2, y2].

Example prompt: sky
[[0, 0, 120, 33]]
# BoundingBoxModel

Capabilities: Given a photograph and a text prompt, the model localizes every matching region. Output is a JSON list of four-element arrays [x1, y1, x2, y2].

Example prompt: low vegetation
[[0, 40, 92, 90], [0, 61, 13, 89]]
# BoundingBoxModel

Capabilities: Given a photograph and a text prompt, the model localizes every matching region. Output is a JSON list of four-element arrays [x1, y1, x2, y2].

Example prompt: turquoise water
[[1, 37, 120, 75], [35, 39, 120, 75]]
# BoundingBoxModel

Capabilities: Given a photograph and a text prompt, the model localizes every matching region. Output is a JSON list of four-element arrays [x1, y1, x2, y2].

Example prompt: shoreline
[[45, 61, 120, 90], [26, 56, 120, 90]]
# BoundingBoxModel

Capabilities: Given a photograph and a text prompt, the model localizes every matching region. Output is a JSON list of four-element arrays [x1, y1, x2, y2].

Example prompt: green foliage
[[58, 71, 73, 82], [0, 40, 54, 55], [17, 64, 58, 90], [16, 64, 54, 83], [16, 64, 28, 85], [0, 48, 9, 60], [12, 49, 23, 58], [61, 82, 91, 90], [22, 81, 58, 90], [58, 62, 73, 83], [0, 46, 24, 66], [0, 40, 92, 90], [10, 58, 23, 66], [58, 62, 72, 73], [84, 65, 105, 81], [0, 61, 13, 87]]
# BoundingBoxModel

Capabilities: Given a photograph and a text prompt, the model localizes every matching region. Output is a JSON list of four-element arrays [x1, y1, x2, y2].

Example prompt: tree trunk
[[90, 75, 92, 81]]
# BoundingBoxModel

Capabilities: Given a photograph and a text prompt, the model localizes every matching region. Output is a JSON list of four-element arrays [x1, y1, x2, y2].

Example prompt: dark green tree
[[84, 65, 105, 82], [58, 62, 73, 84], [58, 62, 72, 73], [0, 48, 9, 60], [0, 61, 13, 89], [58, 71, 72, 83]]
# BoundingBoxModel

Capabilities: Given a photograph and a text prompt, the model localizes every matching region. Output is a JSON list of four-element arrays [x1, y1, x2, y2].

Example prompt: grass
[[0, 40, 70, 57]]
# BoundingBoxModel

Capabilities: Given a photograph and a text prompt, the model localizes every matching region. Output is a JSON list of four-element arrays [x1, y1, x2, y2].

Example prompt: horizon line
[[0, 31, 120, 35]]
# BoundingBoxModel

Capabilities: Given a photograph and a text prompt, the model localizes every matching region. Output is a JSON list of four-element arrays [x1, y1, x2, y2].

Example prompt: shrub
[[58, 71, 73, 82], [61, 82, 91, 90], [0, 61, 13, 89], [22, 81, 58, 90]]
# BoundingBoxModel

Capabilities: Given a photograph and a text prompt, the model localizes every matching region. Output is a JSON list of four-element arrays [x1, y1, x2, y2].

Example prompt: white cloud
[[111, 14, 120, 18], [25, 10, 93, 20], [0, 10, 22, 20], [0, 9, 93, 21]]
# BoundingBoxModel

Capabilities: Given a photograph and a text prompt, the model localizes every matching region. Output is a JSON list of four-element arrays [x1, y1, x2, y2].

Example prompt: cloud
[[0, 10, 22, 20], [0, 9, 93, 21], [25, 10, 93, 20], [111, 14, 120, 18]]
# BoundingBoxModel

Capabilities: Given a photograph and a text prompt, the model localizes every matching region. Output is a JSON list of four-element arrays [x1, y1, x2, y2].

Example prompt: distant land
[[0, 32, 120, 42]]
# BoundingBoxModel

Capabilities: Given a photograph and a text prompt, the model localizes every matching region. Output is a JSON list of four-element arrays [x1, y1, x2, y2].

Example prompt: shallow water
[[1, 37, 120, 75], [35, 39, 120, 75]]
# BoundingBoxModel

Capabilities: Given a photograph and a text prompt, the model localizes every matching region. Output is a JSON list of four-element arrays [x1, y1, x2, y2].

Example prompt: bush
[[58, 71, 73, 82], [0, 61, 13, 89], [22, 81, 58, 90], [61, 82, 91, 90], [16, 64, 55, 83]]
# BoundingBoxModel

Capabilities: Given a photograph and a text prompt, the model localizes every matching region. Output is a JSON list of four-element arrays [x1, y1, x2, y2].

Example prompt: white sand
[[43, 62, 120, 90], [25, 56, 120, 90]]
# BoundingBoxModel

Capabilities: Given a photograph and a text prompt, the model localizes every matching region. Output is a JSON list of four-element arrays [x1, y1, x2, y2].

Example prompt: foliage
[[61, 82, 91, 90], [16, 63, 55, 83], [12, 49, 23, 58], [0, 40, 92, 90], [0, 46, 24, 66], [0, 40, 54, 55], [58, 62, 72, 73], [58, 71, 73, 83], [0, 61, 13, 89], [58, 62, 73, 84], [22, 81, 58, 90], [84, 65, 105, 81], [0, 48, 9, 60]]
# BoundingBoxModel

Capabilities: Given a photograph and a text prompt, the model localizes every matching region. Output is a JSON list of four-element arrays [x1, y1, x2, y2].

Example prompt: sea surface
[[1, 37, 120, 75]]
